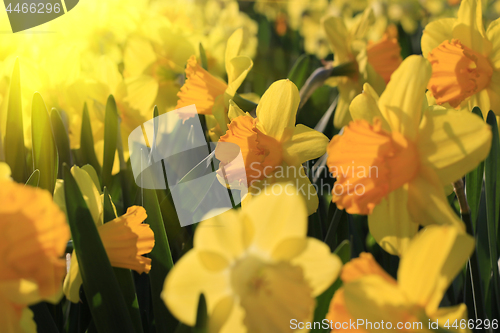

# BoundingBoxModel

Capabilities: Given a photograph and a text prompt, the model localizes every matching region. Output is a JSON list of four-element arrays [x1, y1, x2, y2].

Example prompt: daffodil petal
[[398, 225, 474, 312], [349, 84, 390, 131], [418, 106, 492, 185], [71, 166, 102, 226], [344, 275, 412, 328], [431, 304, 471, 333], [453, 0, 489, 54], [368, 186, 419, 256], [421, 18, 455, 57], [225, 28, 244, 69], [322, 16, 351, 63], [220, 300, 246, 333], [407, 166, 465, 230], [245, 185, 308, 255], [63, 251, 83, 303], [291, 238, 342, 296], [226, 56, 253, 97], [334, 80, 359, 129], [282, 124, 329, 166], [124, 75, 159, 114], [194, 209, 247, 263], [487, 17, 500, 69], [228, 100, 248, 121], [0, 162, 12, 180], [162, 250, 231, 326], [256, 79, 299, 141], [378, 55, 431, 140]]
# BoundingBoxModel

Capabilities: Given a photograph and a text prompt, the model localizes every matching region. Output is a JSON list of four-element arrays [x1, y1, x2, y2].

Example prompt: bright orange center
[[176, 55, 228, 116], [216, 116, 283, 187], [427, 39, 493, 108], [326, 118, 419, 215], [367, 31, 402, 84]]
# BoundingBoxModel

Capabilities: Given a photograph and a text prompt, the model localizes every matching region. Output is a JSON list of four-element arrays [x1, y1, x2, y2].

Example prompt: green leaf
[[287, 54, 310, 90], [467, 107, 485, 232], [5, 59, 27, 183], [80, 103, 101, 175], [232, 93, 258, 112], [103, 187, 144, 333], [199, 43, 208, 70], [324, 202, 345, 252], [484, 111, 500, 312], [63, 165, 134, 333], [334, 240, 351, 264], [102, 95, 119, 190], [31, 93, 58, 194], [25, 169, 40, 188], [51, 108, 72, 177], [193, 294, 208, 333], [143, 186, 176, 331]]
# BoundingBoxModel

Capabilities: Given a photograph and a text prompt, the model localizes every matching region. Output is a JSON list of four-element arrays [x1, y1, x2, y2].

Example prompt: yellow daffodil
[[175, 28, 253, 118], [53, 166, 155, 303], [216, 79, 329, 215], [0, 162, 12, 181], [327, 225, 473, 333], [323, 8, 401, 128], [0, 180, 70, 332], [162, 189, 341, 333], [422, 0, 500, 116], [326, 55, 492, 255]]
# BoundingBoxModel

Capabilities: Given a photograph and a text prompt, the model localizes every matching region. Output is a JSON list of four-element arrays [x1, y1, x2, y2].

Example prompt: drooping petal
[[378, 55, 431, 141], [417, 106, 492, 185], [453, 0, 489, 55], [256, 79, 300, 142], [244, 186, 308, 256], [162, 250, 231, 326], [291, 238, 342, 296], [225, 28, 244, 70], [398, 225, 474, 313], [282, 124, 329, 166], [407, 166, 467, 231], [368, 186, 419, 256], [421, 18, 455, 57]]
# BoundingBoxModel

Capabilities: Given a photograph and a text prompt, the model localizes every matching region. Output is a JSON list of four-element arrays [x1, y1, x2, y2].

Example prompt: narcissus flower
[[327, 55, 492, 255], [327, 225, 473, 333], [0, 180, 70, 332], [422, 0, 500, 116], [175, 28, 253, 117], [162, 189, 341, 333], [217, 79, 329, 215], [322, 8, 389, 128], [53, 166, 155, 303]]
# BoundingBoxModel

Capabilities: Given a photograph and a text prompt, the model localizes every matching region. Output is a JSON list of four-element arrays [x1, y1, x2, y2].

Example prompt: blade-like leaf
[[25, 169, 40, 188], [143, 186, 176, 332], [80, 103, 101, 175], [287, 54, 310, 90], [103, 187, 144, 333], [63, 165, 134, 333], [199, 43, 208, 70], [193, 294, 208, 333], [31, 93, 58, 194], [5, 59, 27, 182], [485, 111, 500, 313], [102, 95, 119, 190], [51, 108, 72, 177]]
